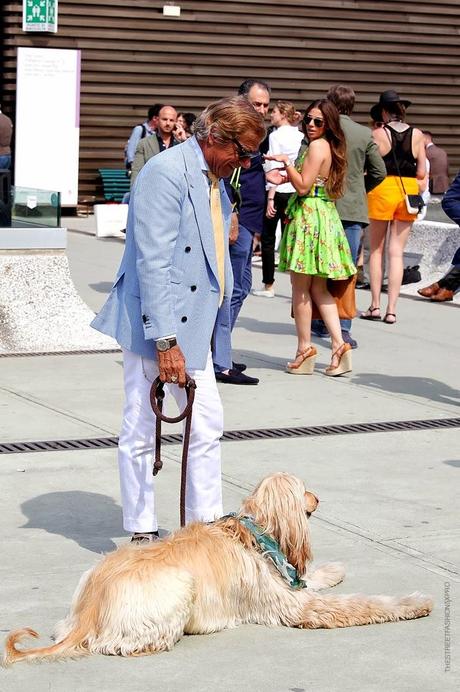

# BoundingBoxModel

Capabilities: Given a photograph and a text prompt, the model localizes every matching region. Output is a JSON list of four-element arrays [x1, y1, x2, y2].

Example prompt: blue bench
[[98, 168, 130, 202]]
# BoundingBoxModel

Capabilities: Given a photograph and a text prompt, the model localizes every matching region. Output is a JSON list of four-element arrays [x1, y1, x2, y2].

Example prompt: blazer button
[[185, 246, 191, 253], [191, 285, 197, 292], [181, 316, 187, 323], [142, 314, 147, 324]]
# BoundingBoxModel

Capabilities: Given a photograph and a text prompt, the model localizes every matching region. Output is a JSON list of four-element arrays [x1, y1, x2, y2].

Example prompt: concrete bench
[[402, 218, 460, 303]]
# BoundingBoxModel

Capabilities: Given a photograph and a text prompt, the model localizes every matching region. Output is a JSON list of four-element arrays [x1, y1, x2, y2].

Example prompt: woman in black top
[[361, 90, 426, 324]]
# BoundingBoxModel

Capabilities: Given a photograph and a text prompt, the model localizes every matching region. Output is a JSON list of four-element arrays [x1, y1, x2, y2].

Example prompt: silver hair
[[192, 96, 265, 143]]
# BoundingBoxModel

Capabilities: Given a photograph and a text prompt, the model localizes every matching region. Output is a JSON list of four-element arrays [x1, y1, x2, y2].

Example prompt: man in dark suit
[[418, 170, 460, 302], [312, 84, 386, 347], [422, 131, 450, 195], [214, 78, 271, 385]]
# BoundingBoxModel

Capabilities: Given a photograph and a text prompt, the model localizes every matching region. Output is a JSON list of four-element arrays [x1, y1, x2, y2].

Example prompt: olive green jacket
[[130, 133, 161, 186], [336, 115, 386, 224]]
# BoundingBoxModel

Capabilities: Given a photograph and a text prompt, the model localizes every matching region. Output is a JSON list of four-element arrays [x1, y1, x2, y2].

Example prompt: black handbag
[[402, 265, 422, 285]]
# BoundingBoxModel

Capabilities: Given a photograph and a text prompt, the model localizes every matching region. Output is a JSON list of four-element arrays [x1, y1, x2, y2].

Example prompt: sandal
[[360, 306, 381, 321], [131, 531, 159, 544], [383, 313, 396, 324], [286, 346, 317, 375], [325, 342, 352, 377]]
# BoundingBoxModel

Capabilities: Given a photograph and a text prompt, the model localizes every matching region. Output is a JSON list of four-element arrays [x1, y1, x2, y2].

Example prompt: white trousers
[[118, 349, 224, 532]]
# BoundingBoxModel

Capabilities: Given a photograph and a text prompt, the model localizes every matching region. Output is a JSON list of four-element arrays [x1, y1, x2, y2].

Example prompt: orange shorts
[[367, 175, 419, 222]]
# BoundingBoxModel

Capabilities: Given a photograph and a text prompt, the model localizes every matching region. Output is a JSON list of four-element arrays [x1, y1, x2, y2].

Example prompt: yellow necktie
[[207, 172, 225, 305]]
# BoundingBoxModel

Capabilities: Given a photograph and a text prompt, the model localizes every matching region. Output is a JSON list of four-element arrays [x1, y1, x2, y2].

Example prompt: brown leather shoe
[[431, 288, 454, 302], [417, 282, 439, 298]]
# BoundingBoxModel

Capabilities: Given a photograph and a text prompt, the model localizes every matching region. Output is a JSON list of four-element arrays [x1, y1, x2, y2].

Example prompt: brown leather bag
[[312, 275, 357, 320], [290, 275, 357, 321]]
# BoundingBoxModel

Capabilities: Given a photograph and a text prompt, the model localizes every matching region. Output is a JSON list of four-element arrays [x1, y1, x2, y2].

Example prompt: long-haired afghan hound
[[3, 473, 432, 665]]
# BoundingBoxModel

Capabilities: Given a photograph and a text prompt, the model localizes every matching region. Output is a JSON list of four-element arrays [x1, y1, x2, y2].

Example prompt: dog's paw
[[303, 562, 345, 591], [400, 592, 434, 618]]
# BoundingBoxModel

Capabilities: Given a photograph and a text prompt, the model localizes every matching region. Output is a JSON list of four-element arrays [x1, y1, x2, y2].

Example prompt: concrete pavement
[[0, 223, 458, 691]]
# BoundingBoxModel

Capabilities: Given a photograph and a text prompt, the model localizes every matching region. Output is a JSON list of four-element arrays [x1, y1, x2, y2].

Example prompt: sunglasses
[[231, 137, 260, 160], [304, 115, 325, 128]]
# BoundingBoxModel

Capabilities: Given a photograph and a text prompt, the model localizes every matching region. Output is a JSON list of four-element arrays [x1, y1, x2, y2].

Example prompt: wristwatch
[[156, 337, 177, 352]]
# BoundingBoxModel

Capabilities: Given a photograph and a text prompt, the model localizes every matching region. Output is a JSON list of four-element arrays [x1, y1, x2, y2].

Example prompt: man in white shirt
[[255, 101, 303, 297]]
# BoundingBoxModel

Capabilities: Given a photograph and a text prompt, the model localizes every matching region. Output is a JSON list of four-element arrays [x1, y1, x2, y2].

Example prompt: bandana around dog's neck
[[226, 513, 307, 589]]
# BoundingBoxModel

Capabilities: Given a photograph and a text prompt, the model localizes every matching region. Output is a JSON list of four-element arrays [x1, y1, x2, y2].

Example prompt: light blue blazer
[[91, 137, 234, 371]]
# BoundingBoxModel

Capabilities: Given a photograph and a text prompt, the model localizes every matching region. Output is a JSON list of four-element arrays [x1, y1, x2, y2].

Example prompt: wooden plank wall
[[2, 0, 459, 198]]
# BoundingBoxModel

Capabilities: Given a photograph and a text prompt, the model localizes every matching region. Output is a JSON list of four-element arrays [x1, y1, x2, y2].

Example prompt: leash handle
[[149, 374, 196, 527], [150, 374, 196, 423]]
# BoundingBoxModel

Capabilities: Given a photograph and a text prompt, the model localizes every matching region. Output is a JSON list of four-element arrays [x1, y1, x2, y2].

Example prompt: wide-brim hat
[[369, 89, 412, 122]]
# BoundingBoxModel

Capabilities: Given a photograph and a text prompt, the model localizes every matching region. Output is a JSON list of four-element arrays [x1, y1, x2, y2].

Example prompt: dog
[[3, 472, 432, 665]]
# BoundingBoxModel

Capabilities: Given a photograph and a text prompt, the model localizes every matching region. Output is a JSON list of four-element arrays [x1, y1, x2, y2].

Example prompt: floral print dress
[[278, 153, 356, 279]]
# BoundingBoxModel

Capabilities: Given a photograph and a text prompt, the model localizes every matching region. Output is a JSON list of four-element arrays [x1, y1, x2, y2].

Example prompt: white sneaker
[[251, 255, 262, 265], [252, 288, 275, 298]]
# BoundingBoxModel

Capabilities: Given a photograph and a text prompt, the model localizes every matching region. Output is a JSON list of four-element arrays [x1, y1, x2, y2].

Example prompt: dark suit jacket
[[442, 170, 460, 228], [426, 143, 449, 194]]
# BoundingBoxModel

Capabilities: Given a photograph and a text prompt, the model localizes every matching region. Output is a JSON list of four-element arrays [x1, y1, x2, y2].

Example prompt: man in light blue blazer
[[92, 97, 266, 541]]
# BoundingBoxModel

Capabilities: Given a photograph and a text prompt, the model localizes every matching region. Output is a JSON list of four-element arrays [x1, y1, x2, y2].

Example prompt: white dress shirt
[[264, 125, 304, 194]]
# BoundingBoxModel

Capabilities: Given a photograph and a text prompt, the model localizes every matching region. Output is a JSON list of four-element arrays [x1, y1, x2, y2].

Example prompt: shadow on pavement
[[89, 281, 114, 293], [352, 373, 460, 407], [20, 491, 123, 554], [444, 459, 460, 468], [234, 350, 330, 372], [237, 315, 295, 336]]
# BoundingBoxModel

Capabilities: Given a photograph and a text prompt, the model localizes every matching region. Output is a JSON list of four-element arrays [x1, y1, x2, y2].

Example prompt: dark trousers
[[439, 264, 460, 291], [229, 223, 253, 330], [261, 192, 293, 285]]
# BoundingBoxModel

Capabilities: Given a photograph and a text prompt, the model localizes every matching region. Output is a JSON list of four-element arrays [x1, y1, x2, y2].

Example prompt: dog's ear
[[240, 473, 313, 574], [305, 491, 319, 514]]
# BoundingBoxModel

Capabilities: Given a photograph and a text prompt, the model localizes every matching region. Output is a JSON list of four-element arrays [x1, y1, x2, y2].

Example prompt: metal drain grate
[[0, 348, 121, 358], [1, 417, 459, 455]]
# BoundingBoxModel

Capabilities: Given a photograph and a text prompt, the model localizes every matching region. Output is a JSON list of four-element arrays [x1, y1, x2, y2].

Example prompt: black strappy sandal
[[360, 306, 381, 321], [383, 313, 397, 324]]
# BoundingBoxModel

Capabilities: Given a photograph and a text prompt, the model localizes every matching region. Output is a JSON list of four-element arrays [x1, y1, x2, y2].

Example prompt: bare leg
[[386, 220, 412, 321], [310, 277, 343, 360], [364, 219, 388, 317], [290, 271, 313, 354]]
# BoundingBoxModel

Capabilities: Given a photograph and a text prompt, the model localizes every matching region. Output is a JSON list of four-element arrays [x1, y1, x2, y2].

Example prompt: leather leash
[[149, 374, 196, 527]]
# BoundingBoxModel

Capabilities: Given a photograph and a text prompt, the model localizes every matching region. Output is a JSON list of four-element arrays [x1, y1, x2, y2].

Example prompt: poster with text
[[15, 47, 80, 206]]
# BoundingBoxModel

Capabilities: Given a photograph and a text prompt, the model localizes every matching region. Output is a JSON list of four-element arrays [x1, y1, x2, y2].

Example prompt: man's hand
[[158, 345, 186, 387], [229, 212, 239, 245], [266, 198, 276, 218], [173, 123, 187, 142], [265, 168, 288, 186]]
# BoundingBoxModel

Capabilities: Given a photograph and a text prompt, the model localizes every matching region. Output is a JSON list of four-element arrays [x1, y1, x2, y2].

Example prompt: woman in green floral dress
[[265, 99, 356, 377]]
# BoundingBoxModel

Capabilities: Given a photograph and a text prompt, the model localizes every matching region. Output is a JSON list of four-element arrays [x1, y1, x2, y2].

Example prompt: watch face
[[156, 339, 169, 351]]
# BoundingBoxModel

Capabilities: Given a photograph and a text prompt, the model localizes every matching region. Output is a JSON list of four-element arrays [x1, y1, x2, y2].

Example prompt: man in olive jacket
[[312, 84, 386, 347]]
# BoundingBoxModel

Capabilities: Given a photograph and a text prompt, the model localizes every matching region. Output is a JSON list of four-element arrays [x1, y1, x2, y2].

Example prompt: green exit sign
[[23, 0, 58, 33]]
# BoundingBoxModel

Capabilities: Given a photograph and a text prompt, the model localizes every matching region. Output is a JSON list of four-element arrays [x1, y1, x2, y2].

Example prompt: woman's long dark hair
[[302, 99, 347, 199]]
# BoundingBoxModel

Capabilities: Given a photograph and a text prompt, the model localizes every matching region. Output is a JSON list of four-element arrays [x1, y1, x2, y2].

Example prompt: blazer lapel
[[182, 142, 219, 283]]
